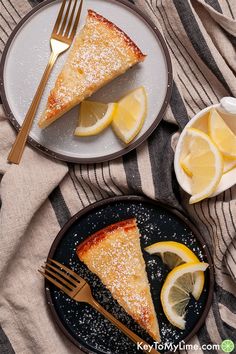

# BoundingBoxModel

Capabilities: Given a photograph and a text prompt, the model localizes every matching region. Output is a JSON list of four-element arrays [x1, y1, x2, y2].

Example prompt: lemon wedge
[[182, 128, 223, 204], [145, 241, 205, 300], [161, 262, 209, 329], [181, 152, 236, 175], [209, 108, 236, 158], [223, 157, 236, 173], [74, 101, 117, 136], [112, 87, 147, 144], [180, 154, 193, 177]]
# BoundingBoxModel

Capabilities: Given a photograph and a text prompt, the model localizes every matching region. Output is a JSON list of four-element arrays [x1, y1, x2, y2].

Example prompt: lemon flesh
[[182, 128, 223, 204], [74, 101, 117, 136], [145, 241, 204, 300], [223, 157, 236, 173], [112, 87, 147, 144], [180, 154, 193, 177], [181, 152, 236, 175], [209, 108, 236, 158], [161, 262, 209, 329]]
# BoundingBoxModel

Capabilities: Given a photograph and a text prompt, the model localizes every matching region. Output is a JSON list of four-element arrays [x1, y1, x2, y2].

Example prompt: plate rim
[[0, 0, 173, 164], [45, 195, 214, 354]]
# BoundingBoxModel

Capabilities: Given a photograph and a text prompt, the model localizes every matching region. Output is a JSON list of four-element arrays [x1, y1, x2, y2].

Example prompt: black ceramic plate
[[45, 196, 214, 354]]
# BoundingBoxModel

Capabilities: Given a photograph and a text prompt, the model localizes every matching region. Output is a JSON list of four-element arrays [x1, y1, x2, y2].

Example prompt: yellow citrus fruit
[[145, 241, 204, 300], [112, 87, 147, 144], [182, 128, 223, 204], [74, 101, 117, 136], [161, 262, 209, 329], [180, 154, 193, 177], [181, 153, 236, 175], [223, 156, 236, 173], [209, 108, 236, 158]]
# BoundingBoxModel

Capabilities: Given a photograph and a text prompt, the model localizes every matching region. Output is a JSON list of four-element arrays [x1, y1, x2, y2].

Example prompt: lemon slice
[[180, 154, 193, 177], [161, 262, 209, 329], [182, 128, 223, 204], [145, 241, 204, 300], [223, 156, 236, 173], [181, 153, 236, 175], [112, 87, 147, 144], [209, 109, 236, 158], [74, 101, 117, 136]]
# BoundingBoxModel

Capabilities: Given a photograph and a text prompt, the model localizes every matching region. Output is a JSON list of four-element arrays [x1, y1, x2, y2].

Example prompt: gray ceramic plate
[[0, 0, 172, 163]]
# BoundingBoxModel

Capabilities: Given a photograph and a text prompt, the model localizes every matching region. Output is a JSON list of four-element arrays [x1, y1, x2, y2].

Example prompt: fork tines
[[53, 0, 83, 41], [39, 258, 85, 295]]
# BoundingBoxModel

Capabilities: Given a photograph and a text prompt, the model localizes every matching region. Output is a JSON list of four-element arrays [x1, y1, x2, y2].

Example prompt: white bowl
[[174, 98, 236, 197]]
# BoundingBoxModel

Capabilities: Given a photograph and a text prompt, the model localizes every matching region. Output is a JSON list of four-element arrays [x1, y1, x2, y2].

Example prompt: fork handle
[[7, 51, 59, 164], [89, 299, 160, 354]]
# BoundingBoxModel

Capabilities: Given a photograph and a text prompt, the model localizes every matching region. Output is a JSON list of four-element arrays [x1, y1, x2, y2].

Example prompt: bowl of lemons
[[174, 97, 236, 204]]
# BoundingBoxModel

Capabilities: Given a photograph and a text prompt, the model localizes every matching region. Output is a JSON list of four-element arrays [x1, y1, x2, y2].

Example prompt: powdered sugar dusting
[[44, 10, 144, 121], [49, 199, 210, 353], [78, 219, 158, 339]]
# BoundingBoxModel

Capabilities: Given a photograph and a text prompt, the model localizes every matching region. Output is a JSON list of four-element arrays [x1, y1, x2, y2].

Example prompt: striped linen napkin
[[0, 0, 236, 353]]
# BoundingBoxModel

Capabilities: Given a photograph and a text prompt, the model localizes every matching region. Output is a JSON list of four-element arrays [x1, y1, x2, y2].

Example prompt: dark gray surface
[[0, 327, 15, 354]]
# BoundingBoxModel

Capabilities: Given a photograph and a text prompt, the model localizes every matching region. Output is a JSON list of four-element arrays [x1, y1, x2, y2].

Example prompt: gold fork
[[8, 0, 83, 164], [39, 259, 160, 354]]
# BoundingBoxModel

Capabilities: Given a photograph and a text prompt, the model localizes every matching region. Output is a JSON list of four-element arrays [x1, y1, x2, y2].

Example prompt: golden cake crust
[[87, 10, 145, 62], [77, 218, 136, 257], [77, 218, 160, 342], [38, 10, 146, 128]]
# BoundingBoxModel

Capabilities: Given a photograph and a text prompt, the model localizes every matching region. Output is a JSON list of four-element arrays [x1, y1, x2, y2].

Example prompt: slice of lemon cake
[[77, 218, 160, 341], [38, 10, 145, 128]]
